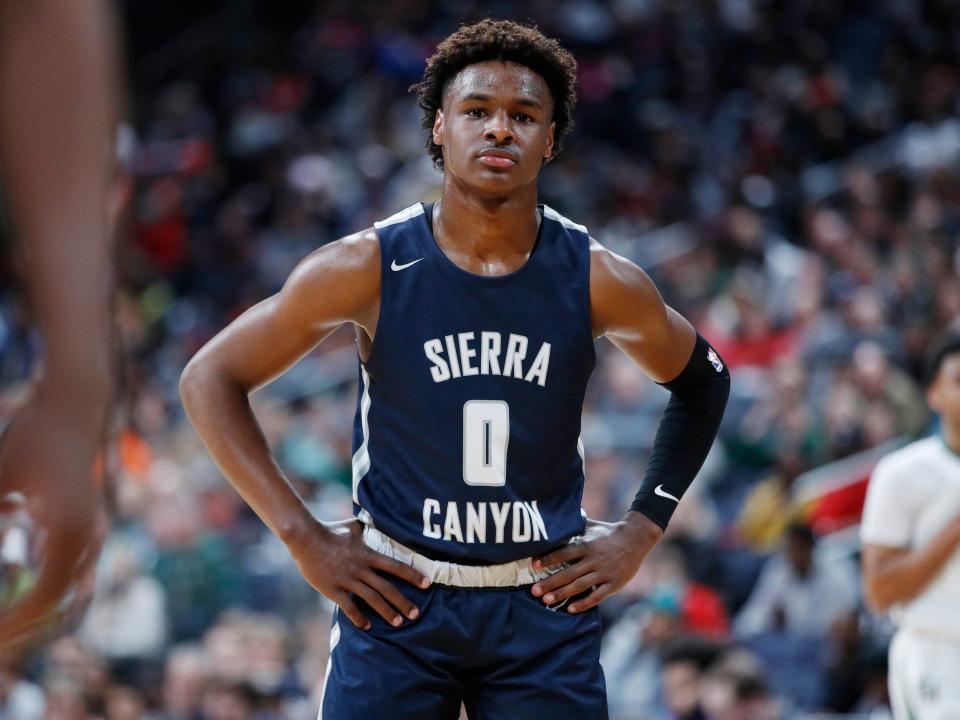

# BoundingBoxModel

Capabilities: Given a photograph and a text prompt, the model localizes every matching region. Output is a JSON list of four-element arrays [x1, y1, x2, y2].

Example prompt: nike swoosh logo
[[654, 485, 680, 503], [391, 258, 424, 271]]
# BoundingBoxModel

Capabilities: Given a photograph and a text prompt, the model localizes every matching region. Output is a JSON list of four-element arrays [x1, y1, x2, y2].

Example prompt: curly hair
[[411, 19, 578, 171]]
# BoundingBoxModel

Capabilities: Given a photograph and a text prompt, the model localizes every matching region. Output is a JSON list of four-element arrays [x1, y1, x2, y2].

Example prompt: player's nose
[[484, 109, 514, 144]]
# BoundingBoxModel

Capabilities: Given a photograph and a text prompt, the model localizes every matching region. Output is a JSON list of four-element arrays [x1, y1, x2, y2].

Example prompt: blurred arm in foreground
[[0, 0, 119, 648]]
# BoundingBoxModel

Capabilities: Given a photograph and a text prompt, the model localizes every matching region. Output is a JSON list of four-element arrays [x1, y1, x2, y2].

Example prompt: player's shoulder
[[586, 234, 657, 303], [872, 436, 944, 480], [573, 222, 639, 284], [277, 226, 381, 329], [284, 226, 379, 301], [300, 226, 377, 270], [587, 236, 631, 278]]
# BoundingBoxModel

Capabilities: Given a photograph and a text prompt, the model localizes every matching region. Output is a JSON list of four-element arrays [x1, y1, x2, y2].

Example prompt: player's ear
[[543, 121, 555, 162], [433, 110, 444, 147]]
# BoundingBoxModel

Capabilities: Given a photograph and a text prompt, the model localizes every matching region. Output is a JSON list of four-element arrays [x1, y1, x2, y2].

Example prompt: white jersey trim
[[316, 619, 341, 720], [373, 202, 425, 230], [351, 365, 373, 503], [543, 205, 589, 234]]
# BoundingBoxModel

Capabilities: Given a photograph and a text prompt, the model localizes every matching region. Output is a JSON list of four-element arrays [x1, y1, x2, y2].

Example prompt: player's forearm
[[865, 519, 960, 611], [0, 0, 118, 384], [179, 360, 318, 545], [629, 334, 730, 529]]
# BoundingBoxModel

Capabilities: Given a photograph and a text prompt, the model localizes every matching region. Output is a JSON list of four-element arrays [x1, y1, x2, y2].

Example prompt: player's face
[[433, 60, 555, 197], [929, 353, 960, 424]]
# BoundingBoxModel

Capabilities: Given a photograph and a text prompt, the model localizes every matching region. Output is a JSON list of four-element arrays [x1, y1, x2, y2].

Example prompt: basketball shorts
[[318, 526, 608, 720], [890, 628, 960, 720]]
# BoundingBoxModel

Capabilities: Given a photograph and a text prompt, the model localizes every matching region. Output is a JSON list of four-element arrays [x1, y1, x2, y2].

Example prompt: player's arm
[[180, 231, 429, 631], [0, 0, 118, 648], [862, 519, 960, 612], [531, 240, 730, 613], [859, 453, 960, 613], [588, 240, 731, 528]]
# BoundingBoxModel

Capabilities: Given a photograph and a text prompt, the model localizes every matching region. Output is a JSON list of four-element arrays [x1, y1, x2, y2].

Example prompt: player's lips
[[477, 149, 518, 168]]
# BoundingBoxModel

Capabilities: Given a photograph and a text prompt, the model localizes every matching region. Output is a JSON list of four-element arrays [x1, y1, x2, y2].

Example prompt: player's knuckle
[[543, 575, 564, 590], [404, 566, 423, 581], [341, 601, 359, 616], [378, 584, 402, 603], [384, 584, 406, 601], [397, 564, 419, 580]]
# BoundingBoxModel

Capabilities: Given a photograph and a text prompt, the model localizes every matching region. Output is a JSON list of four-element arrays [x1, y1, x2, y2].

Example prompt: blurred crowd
[[2, 0, 960, 718]]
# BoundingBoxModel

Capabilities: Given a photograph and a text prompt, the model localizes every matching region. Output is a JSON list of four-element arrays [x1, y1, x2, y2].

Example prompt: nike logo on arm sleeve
[[654, 485, 680, 503]]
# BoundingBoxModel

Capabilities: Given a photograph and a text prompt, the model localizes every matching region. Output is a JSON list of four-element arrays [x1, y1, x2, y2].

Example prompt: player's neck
[[435, 180, 540, 259], [942, 419, 960, 457]]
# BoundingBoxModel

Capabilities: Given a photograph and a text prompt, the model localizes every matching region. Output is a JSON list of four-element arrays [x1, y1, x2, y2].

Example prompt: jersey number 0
[[462, 400, 509, 486]]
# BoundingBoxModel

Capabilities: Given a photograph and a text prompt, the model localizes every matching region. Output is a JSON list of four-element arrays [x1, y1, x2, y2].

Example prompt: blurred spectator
[[852, 650, 892, 718], [0, 659, 44, 720], [148, 492, 238, 642], [79, 542, 168, 662], [734, 523, 857, 638], [734, 446, 808, 554], [699, 666, 778, 720], [660, 638, 725, 720], [820, 609, 894, 714], [104, 684, 148, 720], [602, 590, 686, 718], [40, 675, 90, 720], [158, 644, 209, 720], [43, 637, 111, 711], [201, 680, 256, 720]]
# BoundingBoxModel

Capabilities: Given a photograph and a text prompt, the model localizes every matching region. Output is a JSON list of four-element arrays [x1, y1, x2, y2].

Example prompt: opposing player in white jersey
[[862, 329, 960, 719]]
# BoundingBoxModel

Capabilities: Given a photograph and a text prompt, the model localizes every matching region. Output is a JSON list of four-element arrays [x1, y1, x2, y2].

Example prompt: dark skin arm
[[531, 240, 696, 613], [180, 230, 430, 632], [862, 513, 960, 612], [0, 0, 117, 647]]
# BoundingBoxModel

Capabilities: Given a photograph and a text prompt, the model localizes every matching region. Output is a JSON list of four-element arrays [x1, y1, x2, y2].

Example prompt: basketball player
[[0, 0, 118, 647], [181, 20, 730, 718], [862, 329, 960, 719]]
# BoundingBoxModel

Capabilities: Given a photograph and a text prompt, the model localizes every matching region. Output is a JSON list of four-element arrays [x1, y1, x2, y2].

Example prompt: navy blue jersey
[[351, 202, 596, 564]]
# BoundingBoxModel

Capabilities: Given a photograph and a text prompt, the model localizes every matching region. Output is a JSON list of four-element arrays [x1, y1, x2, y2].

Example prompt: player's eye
[[514, 113, 533, 123], [466, 107, 486, 118]]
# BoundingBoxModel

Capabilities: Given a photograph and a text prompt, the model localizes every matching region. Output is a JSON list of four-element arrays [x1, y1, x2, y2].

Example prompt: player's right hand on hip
[[286, 518, 430, 631]]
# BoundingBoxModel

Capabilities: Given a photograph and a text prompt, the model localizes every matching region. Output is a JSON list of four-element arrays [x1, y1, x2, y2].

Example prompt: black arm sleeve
[[629, 333, 730, 530]]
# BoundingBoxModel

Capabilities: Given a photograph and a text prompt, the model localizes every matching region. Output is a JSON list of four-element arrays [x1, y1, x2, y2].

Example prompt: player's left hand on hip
[[530, 511, 663, 613]]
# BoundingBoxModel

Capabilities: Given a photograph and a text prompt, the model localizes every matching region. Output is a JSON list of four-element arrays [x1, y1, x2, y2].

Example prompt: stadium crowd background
[[2, 0, 960, 718]]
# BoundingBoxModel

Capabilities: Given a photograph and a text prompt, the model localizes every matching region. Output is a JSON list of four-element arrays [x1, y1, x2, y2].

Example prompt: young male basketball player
[[862, 330, 960, 719], [181, 20, 730, 718]]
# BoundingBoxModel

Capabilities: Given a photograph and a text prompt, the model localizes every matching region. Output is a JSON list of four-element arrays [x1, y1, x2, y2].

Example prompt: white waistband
[[362, 525, 552, 587], [359, 515, 615, 589]]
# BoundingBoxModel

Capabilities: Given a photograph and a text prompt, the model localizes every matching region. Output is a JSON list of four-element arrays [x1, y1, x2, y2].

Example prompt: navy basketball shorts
[[319, 539, 608, 719]]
